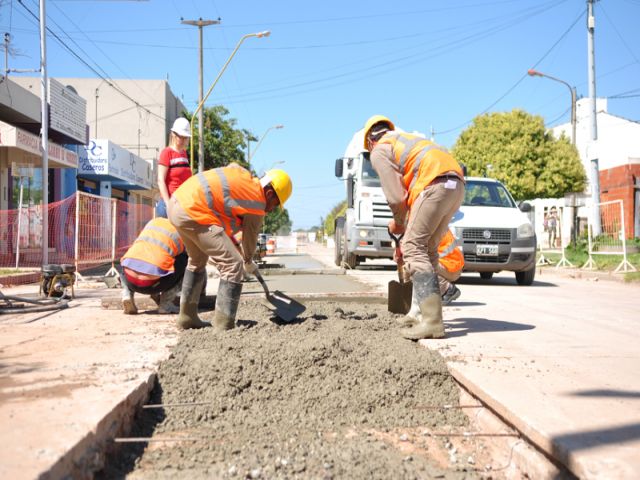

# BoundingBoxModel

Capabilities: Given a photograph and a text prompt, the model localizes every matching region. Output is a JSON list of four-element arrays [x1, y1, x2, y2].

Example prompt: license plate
[[476, 244, 499, 256]]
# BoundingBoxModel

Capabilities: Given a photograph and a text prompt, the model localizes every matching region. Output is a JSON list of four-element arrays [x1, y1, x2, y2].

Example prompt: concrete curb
[[40, 373, 157, 480]]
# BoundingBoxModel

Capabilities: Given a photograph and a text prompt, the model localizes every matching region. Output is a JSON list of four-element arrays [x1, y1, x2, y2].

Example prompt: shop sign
[[80, 139, 153, 189], [48, 78, 87, 144], [0, 120, 78, 167]]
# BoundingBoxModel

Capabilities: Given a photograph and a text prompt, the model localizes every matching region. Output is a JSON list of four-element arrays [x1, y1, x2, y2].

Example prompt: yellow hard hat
[[263, 169, 292, 206], [363, 115, 395, 149]]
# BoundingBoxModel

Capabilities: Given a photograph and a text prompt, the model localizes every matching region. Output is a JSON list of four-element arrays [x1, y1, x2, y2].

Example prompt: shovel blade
[[267, 290, 306, 323], [388, 280, 412, 314]]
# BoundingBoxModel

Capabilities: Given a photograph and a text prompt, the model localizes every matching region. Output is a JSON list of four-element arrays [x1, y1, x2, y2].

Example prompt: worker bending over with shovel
[[168, 165, 292, 330], [364, 115, 465, 340], [120, 217, 187, 314]]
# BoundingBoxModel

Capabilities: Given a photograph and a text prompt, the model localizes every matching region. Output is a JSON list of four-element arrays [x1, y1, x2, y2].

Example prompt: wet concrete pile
[[102, 300, 475, 479]]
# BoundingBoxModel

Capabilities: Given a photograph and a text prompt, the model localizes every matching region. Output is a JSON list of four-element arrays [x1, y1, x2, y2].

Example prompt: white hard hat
[[171, 117, 191, 137]]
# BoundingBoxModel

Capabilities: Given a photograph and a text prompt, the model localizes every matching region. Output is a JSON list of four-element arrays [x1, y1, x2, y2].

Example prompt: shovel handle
[[254, 270, 271, 297], [388, 228, 405, 284]]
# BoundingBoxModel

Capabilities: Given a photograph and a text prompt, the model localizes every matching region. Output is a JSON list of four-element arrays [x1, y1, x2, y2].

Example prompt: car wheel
[[334, 218, 344, 267], [479, 272, 493, 280], [342, 227, 358, 269], [515, 265, 536, 286]]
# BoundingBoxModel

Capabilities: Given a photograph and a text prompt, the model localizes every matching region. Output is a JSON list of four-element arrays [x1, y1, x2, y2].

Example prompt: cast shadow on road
[[552, 422, 640, 453], [456, 276, 558, 288], [444, 317, 535, 338], [567, 389, 640, 399]]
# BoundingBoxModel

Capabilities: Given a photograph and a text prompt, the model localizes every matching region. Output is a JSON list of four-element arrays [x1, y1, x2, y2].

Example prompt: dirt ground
[[98, 299, 490, 479]]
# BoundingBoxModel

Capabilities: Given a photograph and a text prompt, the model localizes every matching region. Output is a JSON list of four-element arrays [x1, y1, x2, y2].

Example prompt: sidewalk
[[303, 242, 640, 479], [0, 281, 178, 479]]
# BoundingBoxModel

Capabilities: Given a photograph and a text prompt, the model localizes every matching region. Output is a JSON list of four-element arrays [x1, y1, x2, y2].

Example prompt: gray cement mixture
[[102, 300, 477, 479]]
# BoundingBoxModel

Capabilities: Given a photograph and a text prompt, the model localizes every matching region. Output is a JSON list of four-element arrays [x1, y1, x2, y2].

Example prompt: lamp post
[[527, 69, 577, 146], [181, 17, 220, 174], [248, 124, 284, 168], [189, 30, 271, 171]]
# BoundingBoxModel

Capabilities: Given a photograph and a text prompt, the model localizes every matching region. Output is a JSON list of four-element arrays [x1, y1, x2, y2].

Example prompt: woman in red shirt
[[156, 117, 193, 217]]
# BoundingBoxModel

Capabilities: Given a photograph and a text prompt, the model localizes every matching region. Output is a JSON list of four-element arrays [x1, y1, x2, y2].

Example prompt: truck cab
[[334, 130, 394, 268]]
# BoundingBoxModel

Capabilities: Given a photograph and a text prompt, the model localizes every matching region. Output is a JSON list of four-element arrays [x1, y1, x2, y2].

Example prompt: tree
[[452, 109, 586, 200], [323, 200, 347, 236], [263, 208, 292, 235], [186, 105, 252, 170]]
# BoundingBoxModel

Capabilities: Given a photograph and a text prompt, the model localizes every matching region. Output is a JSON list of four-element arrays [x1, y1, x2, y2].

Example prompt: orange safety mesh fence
[[0, 192, 153, 286]]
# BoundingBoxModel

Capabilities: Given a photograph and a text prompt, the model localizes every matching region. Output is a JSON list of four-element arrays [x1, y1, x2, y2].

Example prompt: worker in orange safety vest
[[364, 115, 465, 340], [168, 165, 292, 331], [437, 229, 464, 305], [120, 217, 187, 315]]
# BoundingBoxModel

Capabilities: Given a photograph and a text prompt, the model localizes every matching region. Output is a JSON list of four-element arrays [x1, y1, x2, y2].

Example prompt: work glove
[[243, 261, 259, 276]]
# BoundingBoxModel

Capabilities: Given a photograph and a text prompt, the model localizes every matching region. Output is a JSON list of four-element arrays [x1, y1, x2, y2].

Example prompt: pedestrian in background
[[168, 165, 292, 331], [547, 207, 558, 248], [156, 117, 193, 218], [364, 115, 465, 340]]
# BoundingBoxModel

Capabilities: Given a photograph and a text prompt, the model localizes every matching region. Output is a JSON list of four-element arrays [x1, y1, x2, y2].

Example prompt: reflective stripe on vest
[[409, 144, 449, 190], [145, 224, 183, 254], [121, 218, 183, 272], [189, 167, 266, 234]]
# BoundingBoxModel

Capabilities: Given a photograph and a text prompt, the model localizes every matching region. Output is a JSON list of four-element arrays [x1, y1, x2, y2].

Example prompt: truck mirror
[[518, 202, 532, 212], [335, 158, 344, 178]]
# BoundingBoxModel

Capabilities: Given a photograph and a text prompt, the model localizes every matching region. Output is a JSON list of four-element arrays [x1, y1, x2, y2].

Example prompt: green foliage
[[186, 106, 252, 170], [263, 208, 292, 235], [323, 201, 347, 236], [452, 109, 586, 200]]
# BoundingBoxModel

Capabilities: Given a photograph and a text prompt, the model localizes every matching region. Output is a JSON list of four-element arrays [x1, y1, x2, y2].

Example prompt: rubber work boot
[[213, 279, 243, 331], [442, 284, 461, 306], [176, 270, 210, 330], [399, 272, 445, 340], [396, 293, 420, 327], [121, 285, 138, 315], [157, 283, 180, 314]]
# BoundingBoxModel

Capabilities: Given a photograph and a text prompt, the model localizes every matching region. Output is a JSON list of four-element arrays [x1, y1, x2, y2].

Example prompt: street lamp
[[181, 17, 221, 174], [248, 124, 284, 168], [527, 69, 577, 145], [189, 30, 271, 171]]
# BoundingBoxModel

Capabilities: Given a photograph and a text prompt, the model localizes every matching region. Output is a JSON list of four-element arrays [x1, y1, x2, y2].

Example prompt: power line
[[434, 5, 584, 136], [194, 0, 564, 106], [599, 2, 640, 66], [16, 0, 166, 124]]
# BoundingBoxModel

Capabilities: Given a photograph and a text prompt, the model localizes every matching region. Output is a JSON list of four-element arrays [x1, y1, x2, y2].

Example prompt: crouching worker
[[437, 229, 464, 305], [120, 217, 187, 314], [168, 166, 292, 330]]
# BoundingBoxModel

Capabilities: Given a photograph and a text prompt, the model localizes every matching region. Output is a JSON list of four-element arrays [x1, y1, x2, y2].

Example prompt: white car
[[450, 177, 537, 285]]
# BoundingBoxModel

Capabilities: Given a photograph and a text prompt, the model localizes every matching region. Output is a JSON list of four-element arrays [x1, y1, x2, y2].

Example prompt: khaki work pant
[[402, 177, 465, 278], [167, 197, 243, 283]]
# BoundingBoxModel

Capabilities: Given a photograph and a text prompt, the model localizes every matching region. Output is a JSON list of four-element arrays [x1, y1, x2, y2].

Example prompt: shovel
[[254, 270, 306, 323], [387, 230, 413, 314]]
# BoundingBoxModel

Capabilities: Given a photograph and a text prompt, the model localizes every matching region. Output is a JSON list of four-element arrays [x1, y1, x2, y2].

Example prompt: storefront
[[78, 138, 155, 198]]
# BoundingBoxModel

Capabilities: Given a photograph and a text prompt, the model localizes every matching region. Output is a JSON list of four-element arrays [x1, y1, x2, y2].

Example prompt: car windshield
[[361, 152, 381, 187], [462, 180, 516, 208]]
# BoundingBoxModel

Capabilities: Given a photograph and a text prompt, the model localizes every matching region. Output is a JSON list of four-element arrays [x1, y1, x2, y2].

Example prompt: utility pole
[[587, 0, 601, 235], [40, 0, 49, 265], [181, 17, 221, 173]]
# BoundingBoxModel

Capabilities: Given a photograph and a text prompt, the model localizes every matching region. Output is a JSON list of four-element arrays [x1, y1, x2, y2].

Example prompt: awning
[[0, 120, 78, 168], [78, 139, 155, 190]]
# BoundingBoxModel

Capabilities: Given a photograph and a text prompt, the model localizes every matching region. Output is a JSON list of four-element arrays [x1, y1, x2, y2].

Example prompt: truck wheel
[[480, 272, 493, 280], [342, 228, 358, 269], [515, 265, 536, 286], [334, 218, 344, 267]]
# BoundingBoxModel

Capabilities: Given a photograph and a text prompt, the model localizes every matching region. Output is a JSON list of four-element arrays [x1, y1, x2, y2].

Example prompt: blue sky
[[3, 0, 639, 229]]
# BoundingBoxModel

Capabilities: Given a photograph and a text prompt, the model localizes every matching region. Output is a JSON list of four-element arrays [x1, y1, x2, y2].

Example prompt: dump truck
[[333, 128, 395, 268]]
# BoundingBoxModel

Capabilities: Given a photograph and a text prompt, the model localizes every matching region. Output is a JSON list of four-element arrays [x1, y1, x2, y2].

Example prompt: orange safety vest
[[438, 229, 464, 273], [173, 166, 266, 235], [377, 132, 464, 207], [121, 217, 185, 272]]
